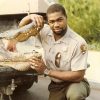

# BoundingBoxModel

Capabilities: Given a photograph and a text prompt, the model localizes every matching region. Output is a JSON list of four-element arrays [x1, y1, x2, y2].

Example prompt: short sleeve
[[71, 41, 88, 71]]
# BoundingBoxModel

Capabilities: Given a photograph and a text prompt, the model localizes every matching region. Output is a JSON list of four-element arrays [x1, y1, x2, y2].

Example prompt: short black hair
[[46, 4, 67, 18]]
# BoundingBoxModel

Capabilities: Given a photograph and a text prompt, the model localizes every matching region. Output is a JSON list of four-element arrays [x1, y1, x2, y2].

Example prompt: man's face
[[47, 12, 67, 36]]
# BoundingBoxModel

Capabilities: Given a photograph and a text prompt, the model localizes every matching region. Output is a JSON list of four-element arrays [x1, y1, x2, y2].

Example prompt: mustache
[[53, 28, 67, 36], [53, 26, 61, 29]]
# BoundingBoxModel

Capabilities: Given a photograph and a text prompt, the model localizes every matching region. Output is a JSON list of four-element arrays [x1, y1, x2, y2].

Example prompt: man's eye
[[57, 19, 63, 22], [48, 18, 63, 24], [48, 21, 54, 24]]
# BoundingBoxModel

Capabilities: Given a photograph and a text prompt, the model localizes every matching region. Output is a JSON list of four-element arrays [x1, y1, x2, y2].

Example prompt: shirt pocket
[[60, 47, 71, 70]]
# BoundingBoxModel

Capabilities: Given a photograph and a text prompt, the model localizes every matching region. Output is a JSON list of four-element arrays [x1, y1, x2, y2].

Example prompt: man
[[19, 4, 90, 100]]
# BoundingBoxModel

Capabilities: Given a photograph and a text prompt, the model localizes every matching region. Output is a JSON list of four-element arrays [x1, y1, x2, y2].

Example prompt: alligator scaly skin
[[0, 22, 39, 42]]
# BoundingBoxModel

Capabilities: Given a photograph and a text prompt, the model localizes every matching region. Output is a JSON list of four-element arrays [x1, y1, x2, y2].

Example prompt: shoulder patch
[[80, 44, 87, 54]]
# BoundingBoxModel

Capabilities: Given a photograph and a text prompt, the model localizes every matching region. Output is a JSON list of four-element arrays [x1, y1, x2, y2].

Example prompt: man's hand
[[19, 14, 44, 31], [29, 57, 47, 74]]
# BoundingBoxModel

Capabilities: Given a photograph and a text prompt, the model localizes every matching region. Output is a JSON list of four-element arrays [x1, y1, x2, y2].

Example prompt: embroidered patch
[[80, 44, 87, 54]]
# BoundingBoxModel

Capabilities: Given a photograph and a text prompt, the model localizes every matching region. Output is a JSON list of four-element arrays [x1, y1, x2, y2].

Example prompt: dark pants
[[48, 79, 90, 100]]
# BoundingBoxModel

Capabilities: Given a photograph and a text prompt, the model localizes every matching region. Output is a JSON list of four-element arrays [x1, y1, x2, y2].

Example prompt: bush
[[59, 0, 100, 43]]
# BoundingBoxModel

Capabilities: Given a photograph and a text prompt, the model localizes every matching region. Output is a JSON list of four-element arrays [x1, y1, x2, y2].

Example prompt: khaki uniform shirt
[[40, 24, 88, 82]]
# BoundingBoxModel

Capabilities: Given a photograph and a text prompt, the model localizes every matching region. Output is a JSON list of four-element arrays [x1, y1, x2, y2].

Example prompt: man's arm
[[30, 57, 85, 82], [19, 15, 32, 27], [48, 69, 85, 82], [19, 14, 44, 29]]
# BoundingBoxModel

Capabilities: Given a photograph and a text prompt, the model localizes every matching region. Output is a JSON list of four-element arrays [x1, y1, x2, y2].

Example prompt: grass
[[88, 42, 100, 51]]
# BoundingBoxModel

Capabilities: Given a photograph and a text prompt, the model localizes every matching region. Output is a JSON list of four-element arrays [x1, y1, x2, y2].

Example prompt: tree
[[59, 0, 100, 43]]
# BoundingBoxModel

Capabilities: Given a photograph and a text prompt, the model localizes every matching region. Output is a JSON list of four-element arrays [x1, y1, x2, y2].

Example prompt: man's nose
[[53, 21, 59, 27]]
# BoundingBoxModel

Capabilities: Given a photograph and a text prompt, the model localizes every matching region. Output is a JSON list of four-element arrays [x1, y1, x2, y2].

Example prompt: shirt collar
[[47, 26, 71, 44]]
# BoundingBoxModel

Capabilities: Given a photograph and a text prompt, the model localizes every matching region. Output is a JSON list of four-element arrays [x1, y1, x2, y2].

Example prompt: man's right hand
[[19, 14, 44, 30]]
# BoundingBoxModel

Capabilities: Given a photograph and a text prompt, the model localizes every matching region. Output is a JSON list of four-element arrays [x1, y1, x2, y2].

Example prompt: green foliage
[[59, 0, 100, 44], [89, 41, 100, 51]]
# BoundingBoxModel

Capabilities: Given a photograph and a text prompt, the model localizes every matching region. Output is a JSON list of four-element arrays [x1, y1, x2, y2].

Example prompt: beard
[[53, 27, 67, 37]]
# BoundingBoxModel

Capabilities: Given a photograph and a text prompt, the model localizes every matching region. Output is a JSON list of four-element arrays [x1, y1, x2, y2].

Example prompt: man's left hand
[[29, 57, 47, 74]]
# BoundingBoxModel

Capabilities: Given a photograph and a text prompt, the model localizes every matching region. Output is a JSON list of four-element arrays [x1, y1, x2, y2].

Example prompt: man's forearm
[[19, 15, 32, 27], [48, 70, 85, 82]]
